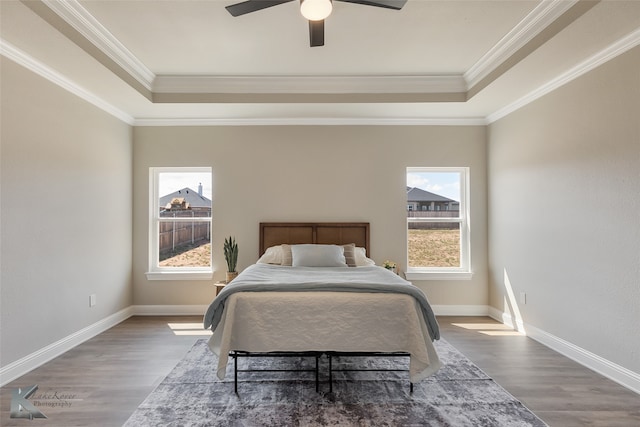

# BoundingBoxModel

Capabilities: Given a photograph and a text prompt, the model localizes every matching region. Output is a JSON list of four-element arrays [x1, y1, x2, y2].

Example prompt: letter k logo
[[10, 385, 47, 419]]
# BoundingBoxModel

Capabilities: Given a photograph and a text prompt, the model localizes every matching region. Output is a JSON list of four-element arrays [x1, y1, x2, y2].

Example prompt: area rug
[[124, 339, 547, 426]]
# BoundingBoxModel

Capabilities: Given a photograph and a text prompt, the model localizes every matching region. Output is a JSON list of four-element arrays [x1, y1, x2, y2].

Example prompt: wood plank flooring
[[1, 315, 638, 426], [439, 317, 640, 427]]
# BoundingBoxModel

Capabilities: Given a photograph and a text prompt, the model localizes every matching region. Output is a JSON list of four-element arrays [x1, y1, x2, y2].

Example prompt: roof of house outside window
[[406, 187, 458, 203], [160, 187, 211, 210]]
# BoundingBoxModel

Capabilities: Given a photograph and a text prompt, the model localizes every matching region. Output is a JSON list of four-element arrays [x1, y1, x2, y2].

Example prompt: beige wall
[[132, 125, 488, 307], [0, 60, 133, 366], [488, 46, 640, 373]]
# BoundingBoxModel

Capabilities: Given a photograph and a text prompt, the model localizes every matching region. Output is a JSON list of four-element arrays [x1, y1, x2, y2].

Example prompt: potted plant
[[383, 260, 397, 274], [224, 236, 239, 282]]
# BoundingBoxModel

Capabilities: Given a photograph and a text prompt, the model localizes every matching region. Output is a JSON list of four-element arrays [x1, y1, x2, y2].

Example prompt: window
[[406, 167, 471, 280], [146, 167, 213, 280]]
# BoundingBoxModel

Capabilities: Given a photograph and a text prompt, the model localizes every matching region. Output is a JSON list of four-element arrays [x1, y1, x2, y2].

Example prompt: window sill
[[145, 270, 214, 281], [404, 271, 473, 281]]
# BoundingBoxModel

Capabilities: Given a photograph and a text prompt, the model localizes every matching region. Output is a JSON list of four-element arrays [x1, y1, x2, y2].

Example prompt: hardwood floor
[[1, 315, 638, 426], [439, 317, 640, 427]]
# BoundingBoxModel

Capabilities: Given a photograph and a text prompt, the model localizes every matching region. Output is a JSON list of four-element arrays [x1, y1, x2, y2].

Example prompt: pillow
[[355, 246, 376, 266], [256, 245, 283, 264], [256, 243, 363, 267], [342, 243, 357, 267], [281, 244, 292, 266], [291, 244, 347, 267]]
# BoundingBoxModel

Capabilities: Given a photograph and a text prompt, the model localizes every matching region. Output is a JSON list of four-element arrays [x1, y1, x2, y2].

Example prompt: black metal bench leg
[[329, 354, 333, 393], [233, 352, 238, 394], [410, 382, 414, 393], [315, 355, 319, 392]]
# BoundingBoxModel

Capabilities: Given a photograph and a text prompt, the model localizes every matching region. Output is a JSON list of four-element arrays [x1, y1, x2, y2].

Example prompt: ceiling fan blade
[[226, 0, 294, 17], [309, 20, 325, 47], [335, 0, 407, 10]]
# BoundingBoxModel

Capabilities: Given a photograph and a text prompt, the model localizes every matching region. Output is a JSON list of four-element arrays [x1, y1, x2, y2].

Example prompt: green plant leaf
[[223, 236, 238, 272]]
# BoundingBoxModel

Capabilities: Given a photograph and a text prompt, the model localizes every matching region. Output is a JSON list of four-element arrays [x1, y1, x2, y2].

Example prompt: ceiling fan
[[225, 0, 407, 47]]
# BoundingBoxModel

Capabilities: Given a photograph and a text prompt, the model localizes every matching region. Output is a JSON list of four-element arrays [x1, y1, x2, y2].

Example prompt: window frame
[[145, 167, 213, 281], [405, 167, 472, 281]]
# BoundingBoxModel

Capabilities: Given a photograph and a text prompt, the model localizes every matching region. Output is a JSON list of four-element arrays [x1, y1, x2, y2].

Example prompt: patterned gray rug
[[124, 339, 547, 426]]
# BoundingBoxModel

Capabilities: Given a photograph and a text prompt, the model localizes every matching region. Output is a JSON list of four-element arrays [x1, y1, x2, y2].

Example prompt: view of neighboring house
[[159, 184, 212, 216], [158, 185, 212, 257], [406, 187, 459, 212]]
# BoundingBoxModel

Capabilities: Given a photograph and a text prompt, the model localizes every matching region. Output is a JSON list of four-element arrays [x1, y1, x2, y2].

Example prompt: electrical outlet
[[519, 292, 526, 305], [90, 294, 97, 307]]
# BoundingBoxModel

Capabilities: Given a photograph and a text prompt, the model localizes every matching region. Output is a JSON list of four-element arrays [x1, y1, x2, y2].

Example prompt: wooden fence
[[407, 210, 459, 218], [159, 221, 210, 254], [408, 210, 459, 230]]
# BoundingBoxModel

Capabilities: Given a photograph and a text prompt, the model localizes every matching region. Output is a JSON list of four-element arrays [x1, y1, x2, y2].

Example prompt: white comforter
[[206, 265, 441, 381]]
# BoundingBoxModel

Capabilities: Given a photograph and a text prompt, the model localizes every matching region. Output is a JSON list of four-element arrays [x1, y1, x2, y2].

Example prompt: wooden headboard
[[259, 222, 370, 257]]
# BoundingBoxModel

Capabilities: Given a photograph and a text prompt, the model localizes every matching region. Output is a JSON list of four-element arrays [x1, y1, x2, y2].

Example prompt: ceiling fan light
[[300, 0, 332, 21]]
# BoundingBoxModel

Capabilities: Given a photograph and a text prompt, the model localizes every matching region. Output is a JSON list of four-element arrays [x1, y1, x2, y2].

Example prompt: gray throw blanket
[[203, 264, 440, 341]]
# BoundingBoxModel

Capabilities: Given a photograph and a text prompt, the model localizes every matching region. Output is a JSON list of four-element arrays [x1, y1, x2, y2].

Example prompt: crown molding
[[152, 74, 467, 95], [0, 39, 135, 125], [42, 0, 155, 91], [487, 27, 640, 124], [464, 0, 579, 89], [133, 117, 487, 126]]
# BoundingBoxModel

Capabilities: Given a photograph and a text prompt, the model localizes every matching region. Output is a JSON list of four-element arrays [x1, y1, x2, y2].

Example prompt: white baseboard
[[131, 305, 209, 316], [487, 306, 527, 332], [0, 305, 206, 387], [0, 306, 134, 387], [432, 304, 490, 316], [489, 308, 640, 395]]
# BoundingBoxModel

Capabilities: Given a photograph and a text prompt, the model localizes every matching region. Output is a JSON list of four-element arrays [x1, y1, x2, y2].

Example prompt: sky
[[407, 171, 460, 201], [159, 172, 212, 199]]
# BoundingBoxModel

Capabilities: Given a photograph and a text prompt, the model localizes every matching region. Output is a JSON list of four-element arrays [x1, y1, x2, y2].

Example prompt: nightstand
[[214, 280, 228, 295]]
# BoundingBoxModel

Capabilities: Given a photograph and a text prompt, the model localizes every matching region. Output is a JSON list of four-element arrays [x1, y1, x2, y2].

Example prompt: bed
[[203, 222, 441, 391]]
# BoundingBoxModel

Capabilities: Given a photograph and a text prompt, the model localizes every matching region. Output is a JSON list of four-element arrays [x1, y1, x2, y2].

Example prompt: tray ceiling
[[1, 0, 639, 124]]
